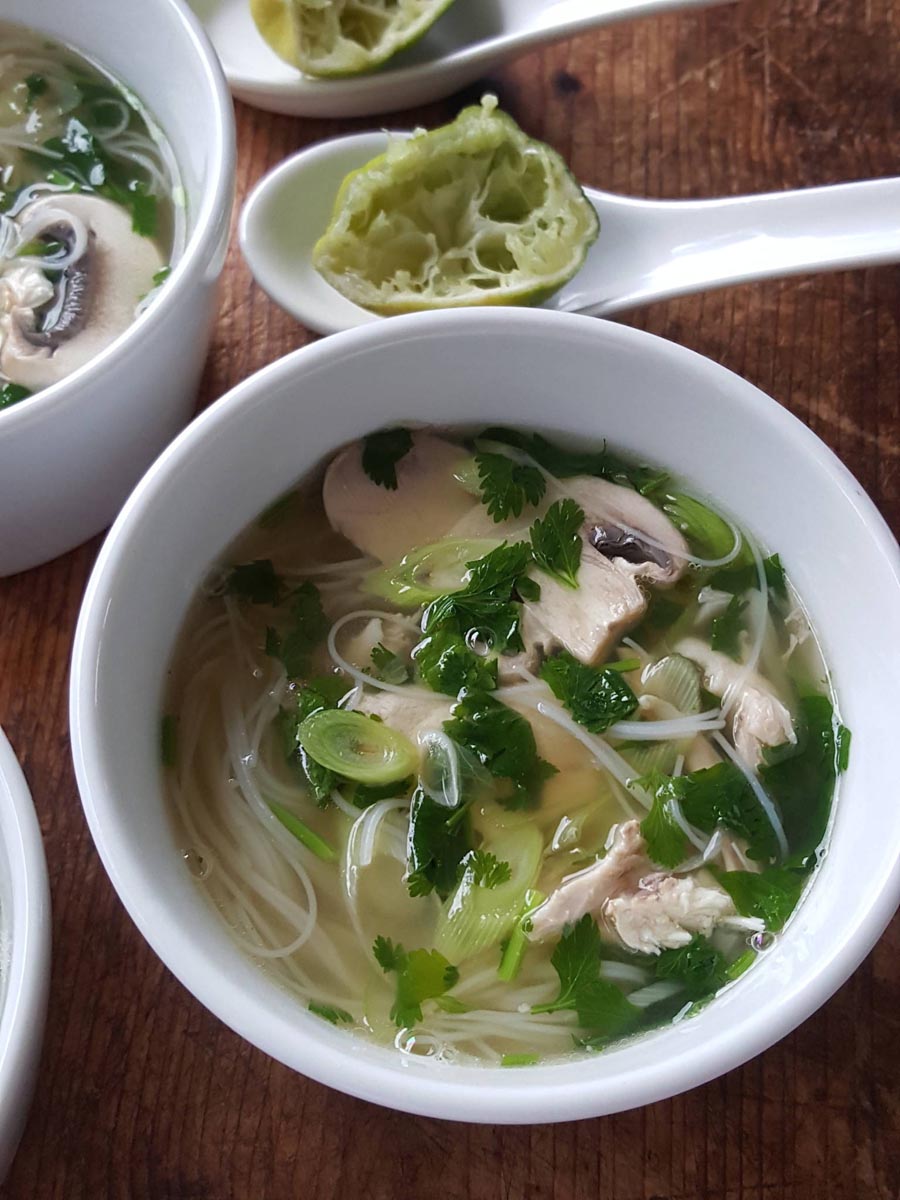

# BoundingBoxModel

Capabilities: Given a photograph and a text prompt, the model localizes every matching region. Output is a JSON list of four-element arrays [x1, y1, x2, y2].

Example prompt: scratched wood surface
[[2, 1, 899, 1196]]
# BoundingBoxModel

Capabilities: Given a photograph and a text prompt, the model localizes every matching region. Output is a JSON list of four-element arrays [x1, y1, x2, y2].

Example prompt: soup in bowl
[[71, 309, 900, 1121]]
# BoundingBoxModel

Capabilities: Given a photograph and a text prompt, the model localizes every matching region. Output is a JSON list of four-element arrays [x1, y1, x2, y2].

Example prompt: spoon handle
[[558, 178, 900, 317]]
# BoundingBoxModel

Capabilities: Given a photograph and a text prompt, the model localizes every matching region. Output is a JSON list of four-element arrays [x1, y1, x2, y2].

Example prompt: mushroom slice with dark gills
[[0, 193, 164, 390], [447, 473, 690, 670]]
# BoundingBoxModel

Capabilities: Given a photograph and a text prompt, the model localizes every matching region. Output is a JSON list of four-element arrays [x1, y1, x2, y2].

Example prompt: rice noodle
[[327, 608, 432, 698]]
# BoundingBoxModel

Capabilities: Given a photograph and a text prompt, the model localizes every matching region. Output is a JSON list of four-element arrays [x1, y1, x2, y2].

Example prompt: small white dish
[[240, 130, 900, 337], [189, 0, 730, 118], [0, 728, 51, 1180], [71, 309, 900, 1123], [0, 0, 236, 577]]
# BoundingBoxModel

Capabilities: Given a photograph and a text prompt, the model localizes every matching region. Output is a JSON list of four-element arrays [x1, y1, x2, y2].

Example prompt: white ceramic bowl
[[0, 0, 235, 577], [71, 310, 900, 1123], [0, 729, 51, 1178]]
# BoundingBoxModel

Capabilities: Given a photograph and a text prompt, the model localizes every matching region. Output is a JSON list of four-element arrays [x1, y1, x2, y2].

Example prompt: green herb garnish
[[422, 541, 534, 656], [529, 499, 584, 589], [406, 787, 472, 899], [265, 581, 328, 678], [714, 866, 806, 931], [474, 451, 545, 521], [361, 427, 413, 489], [372, 936, 459, 1027], [532, 915, 639, 1036], [413, 629, 498, 696], [225, 558, 282, 605], [540, 651, 638, 733], [710, 594, 747, 660]]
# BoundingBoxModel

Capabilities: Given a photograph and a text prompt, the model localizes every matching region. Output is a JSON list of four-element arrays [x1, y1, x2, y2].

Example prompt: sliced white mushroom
[[355, 689, 454, 743], [0, 193, 163, 390], [564, 475, 689, 586], [323, 432, 478, 563], [676, 636, 796, 768]]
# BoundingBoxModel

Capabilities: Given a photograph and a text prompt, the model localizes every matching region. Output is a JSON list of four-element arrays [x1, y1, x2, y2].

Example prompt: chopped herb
[[529, 499, 584, 589], [444, 690, 556, 810], [0, 382, 30, 411], [710, 594, 748, 660], [433, 994, 470, 1013], [308, 1001, 354, 1024], [714, 866, 807, 931], [474, 451, 546, 521], [350, 775, 415, 809], [265, 581, 328, 678], [654, 935, 728, 998], [501, 1053, 539, 1067], [464, 849, 512, 890], [413, 629, 498, 696], [517, 574, 541, 602], [759, 695, 847, 866], [16, 237, 63, 258], [406, 787, 472, 898], [640, 762, 780, 863], [638, 592, 683, 636], [532, 915, 640, 1037], [540, 651, 638, 734], [480, 427, 667, 495], [225, 558, 282, 605], [422, 541, 534, 656], [270, 801, 336, 862], [498, 889, 544, 982], [160, 714, 177, 768], [638, 777, 687, 868], [726, 949, 757, 980], [361, 427, 413, 489], [373, 937, 459, 1027], [710, 552, 787, 598], [281, 676, 347, 804], [152, 265, 172, 287], [370, 642, 410, 685], [24, 73, 48, 103]]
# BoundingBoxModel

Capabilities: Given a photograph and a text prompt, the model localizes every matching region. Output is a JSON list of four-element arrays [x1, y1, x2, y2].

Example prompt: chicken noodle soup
[[164, 426, 848, 1063], [0, 22, 183, 409]]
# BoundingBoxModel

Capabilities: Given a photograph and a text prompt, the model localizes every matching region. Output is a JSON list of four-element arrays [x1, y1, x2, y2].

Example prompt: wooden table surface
[[2, 1, 899, 1196]]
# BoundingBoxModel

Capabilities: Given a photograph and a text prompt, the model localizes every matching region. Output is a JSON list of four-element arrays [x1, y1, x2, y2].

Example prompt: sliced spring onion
[[641, 654, 702, 715], [501, 1053, 539, 1067], [363, 537, 501, 609], [297, 709, 418, 785], [270, 801, 337, 862], [661, 492, 744, 561], [435, 825, 543, 962], [498, 889, 544, 982]]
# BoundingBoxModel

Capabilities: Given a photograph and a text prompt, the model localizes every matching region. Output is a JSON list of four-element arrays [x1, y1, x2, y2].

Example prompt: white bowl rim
[[0, 0, 235, 434], [70, 309, 900, 1122], [0, 727, 51, 1160]]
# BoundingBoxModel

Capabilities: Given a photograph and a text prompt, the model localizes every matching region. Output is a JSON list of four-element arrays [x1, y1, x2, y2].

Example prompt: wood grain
[[2, 1, 899, 1196]]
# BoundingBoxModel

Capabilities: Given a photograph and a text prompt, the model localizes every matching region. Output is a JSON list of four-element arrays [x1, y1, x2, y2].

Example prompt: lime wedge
[[312, 96, 600, 314], [250, 0, 456, 77]]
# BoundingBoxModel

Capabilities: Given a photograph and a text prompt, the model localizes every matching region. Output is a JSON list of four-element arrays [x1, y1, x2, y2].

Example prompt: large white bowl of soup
[[70, 310, 900, 1122], [0, 0, 234, 576], [0, 728, 51, 1178]]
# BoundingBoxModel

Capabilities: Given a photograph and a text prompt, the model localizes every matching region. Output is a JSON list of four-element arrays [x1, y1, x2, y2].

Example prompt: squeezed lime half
[[312, 96, 601, 314], [251, 0, 456, 77]]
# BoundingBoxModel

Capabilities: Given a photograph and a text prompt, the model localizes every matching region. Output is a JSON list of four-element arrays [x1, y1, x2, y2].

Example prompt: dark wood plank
[[2, 1, 899, 1196]]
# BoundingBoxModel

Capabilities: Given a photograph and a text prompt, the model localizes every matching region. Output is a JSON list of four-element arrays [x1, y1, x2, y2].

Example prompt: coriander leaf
[[24, 73, 48, 103], [413, 629, 498, 696], [373, 935, 404, 973], [361, 427, 413, 490], [673, 761, 779, 863], [350, 775, 415, 809], [529, 499, 584, 589], [759, 695, 846, 867], [533, 915, 640, 1037], [710, 594, 747, 660], [265, 581, 328, 678], [281, 677, 345, 803], [639, 779, 687, 868], [371, 642, 410, 685], [0, 382, 30, 410], [713, 866, 806, 931], [422, 541, 533, 656], [540, 651, 638, 733], [308, 1001, 353, 1025], [654, 934, 728, 999], [465, 849, 512, 890], [443, 690, 556, 809], [517, 575, 541, 602], [434, 995, 470, 1013], [373, 938, 460, 1027], [152, 265, 172, 288], [225, 558, 282, 604], [480, 427, 667, 495], [474, 451, 546, 521], [709, 552, 787, 599], [406, 787, 471, 899]]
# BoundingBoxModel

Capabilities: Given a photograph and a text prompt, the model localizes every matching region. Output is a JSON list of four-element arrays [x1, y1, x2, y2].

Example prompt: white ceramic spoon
[[188, 0, 731, 118], [240, 132, 900, 337]]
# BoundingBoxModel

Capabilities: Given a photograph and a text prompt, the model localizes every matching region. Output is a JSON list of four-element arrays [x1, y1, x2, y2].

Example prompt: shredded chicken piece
[[605, 873, 737, 953]]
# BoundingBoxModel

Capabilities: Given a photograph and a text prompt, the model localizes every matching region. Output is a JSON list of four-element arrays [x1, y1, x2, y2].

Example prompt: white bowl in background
[[0, 729, 51, 1178], [0, 0, 235, 577], [71, 309, 900, 1122]]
